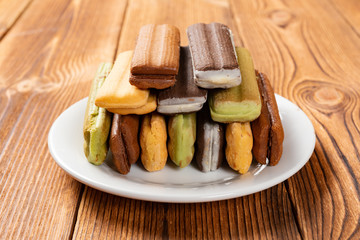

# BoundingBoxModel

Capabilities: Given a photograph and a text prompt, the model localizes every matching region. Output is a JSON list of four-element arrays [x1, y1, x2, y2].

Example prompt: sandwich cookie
[[157, 46, 207, 114], [251, 71, 284, 166], [108, 93, 157, 115], [195, 104, 225, 172], [83, 63, 113, 165], [130, 24, 180, 89], [95, 51, 150, 109], [110, 114, 140, 174], [140, 112, 168, 171], [187, 22, 241, 88], [225, 122, 253, 174], [168, 113, 196, 168], [209, 47, 261, 123]]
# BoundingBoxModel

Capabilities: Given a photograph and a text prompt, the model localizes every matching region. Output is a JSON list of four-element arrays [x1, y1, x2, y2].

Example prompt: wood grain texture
[[0, 0, 128, 238], [73, 0, 300, 239], [0, 0, 33, 38], [229, 0, 360, 238], [0, 0, 359, 239], [73, 185, 300, 239], [331, 0, 360, 37]]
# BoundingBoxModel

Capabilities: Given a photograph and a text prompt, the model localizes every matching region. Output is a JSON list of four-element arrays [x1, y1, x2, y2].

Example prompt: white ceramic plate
[[48, 95, 315, 203]]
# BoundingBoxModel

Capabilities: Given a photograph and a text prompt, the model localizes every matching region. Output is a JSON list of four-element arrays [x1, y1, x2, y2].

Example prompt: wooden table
[[0, 0, 359, 239]]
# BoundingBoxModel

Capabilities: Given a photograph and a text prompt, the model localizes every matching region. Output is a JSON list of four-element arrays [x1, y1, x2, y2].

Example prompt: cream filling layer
[[157, 102, 205, 114], [189, 29, 242, 89], [201, 123, 221, 172], [194, 69, 241, 89]]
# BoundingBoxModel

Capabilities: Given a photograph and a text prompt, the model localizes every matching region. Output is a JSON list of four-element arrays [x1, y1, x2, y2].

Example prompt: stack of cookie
[[83, 23, 284, 175]]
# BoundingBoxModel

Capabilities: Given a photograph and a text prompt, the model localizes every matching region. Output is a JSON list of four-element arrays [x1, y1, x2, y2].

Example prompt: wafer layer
[[108, 93, 157, 115], [140, 112, 168, 172], [251, 71, 284, 166], [95, 51, 149, 108], [209, 47, 261, 122], [110, 114, 140, 174], [195, 104, 225, 172], [83, 63, 113, 165], [131, 24, 180, 75], [157, 46, 207, 114], [187, 22, 241, 88]]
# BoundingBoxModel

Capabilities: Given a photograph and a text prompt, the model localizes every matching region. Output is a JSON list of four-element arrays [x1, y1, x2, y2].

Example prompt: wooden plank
[[73, 0, 301, 239], [0, 0, 33, 39], [0, 0, 128, 238], [229, 0, 360, 239], [73, 185, 300, 239], [331, 0, 360, 36]]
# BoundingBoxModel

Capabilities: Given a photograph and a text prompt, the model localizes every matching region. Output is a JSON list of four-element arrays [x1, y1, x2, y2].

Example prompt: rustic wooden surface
[[0, 0, 359, 239]]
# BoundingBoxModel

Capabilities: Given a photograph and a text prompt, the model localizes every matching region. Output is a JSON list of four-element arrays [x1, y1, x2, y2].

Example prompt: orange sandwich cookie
[[108, 93, 157, 115], [140, 112, 168, 171], [225, 122, 253, 174], [95, 50, 150, 109]]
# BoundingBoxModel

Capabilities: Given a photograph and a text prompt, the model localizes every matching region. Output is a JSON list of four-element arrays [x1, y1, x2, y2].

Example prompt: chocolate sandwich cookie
[[109, 114, 140, 174], [157, 46, 207, 114], [130, 24, 180, 89], [251, 71, 284, 166], [195, 105, 225, 172], [187, 22, 241, 89]]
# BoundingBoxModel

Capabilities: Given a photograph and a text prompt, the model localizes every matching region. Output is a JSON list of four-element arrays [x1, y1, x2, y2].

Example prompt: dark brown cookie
[[251, 71, 284, 166], [109, 114, 140, 174], [157, 46, 207, 114], [187, 22, 238, 71]]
